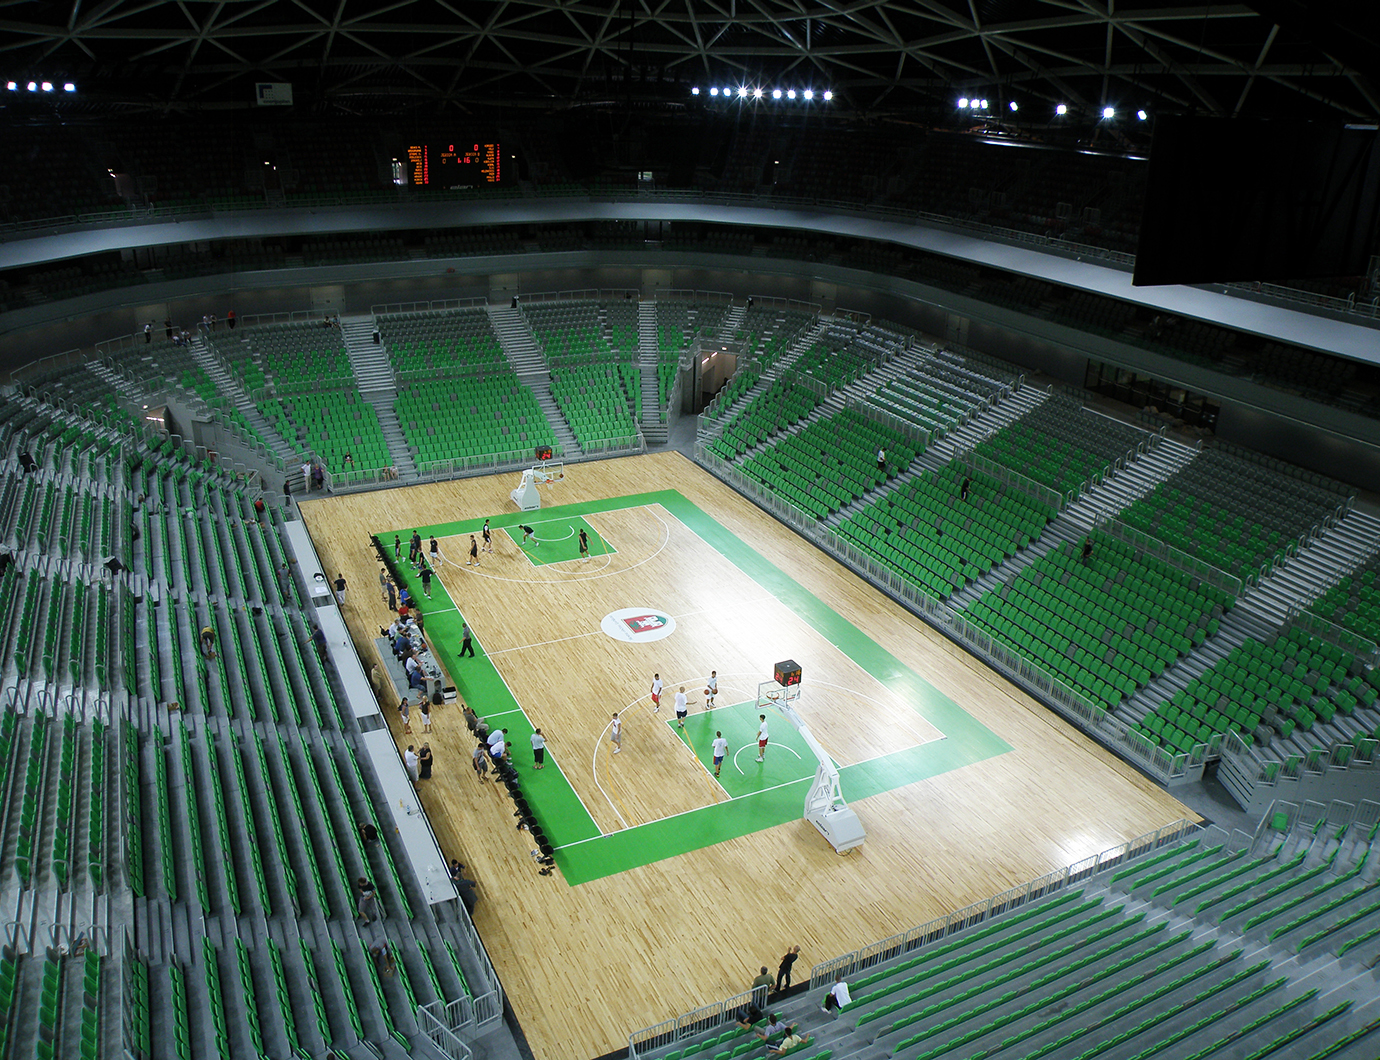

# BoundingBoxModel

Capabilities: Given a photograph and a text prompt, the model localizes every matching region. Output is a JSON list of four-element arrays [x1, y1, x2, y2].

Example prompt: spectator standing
[[143, 321, 152, 344], [226, 308, 236, 330], [774, 946, 801, 993], [960, 476, 971, 501], [1081, 537, 1093, 564], [531, 729, 546, 769], [420, 700, 432, 733], [310, 623, 326, 657], [418, 743, 433, 780], [472, 741, 490, 782], [876, 447, 886, 471], [386, 578, 397, 612], [399, 696, 412, 734], [334, 572, 347, 605], [357, 877, 378, 923], [164, 317, 173, 340], [378, 566, 389, 603], [751, 967, 774, 998], [404, 745, 419, 782]]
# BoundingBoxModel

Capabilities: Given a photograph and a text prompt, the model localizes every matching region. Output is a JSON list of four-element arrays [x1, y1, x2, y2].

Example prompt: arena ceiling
[[2, 0, 1377, 121]]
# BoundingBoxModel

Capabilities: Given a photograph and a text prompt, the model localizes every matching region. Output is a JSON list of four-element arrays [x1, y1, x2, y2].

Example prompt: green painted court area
[[672, 701, 837, 798], [505, 514, 614, 566], [377, 489, 1011, 886]]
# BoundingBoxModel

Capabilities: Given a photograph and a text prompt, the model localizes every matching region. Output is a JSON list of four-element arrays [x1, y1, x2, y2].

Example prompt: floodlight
[[1055, 103, 1067, 115], [738, 86, 748, 98], [64, 83, 75, 92], [5, 82, 15, 91], [979, 99, 988, 109], [803, 89, 814, 101], [709, 87, 718, 96], [823, 90, 833, 101], [787, 89, 797, 100], [772, 89, 782, 100], [691, 86, 699, 95], [1009, 101, 1018, 112], [27, 81, 37, 91], [41, 81, 52, 92], [753, 87, 763, 99], [958, 98, 969, 109], [1102, 106, 1115, 119], [1137, 109, 1148, 121]]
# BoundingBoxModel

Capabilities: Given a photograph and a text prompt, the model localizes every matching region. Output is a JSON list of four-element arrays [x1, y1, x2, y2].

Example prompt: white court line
[[428, 558, 605, 837], [732, 741, 802, 775], [445, 504, 670, 585], [484, 600, 777, 658], [554, 734, 947, 851]]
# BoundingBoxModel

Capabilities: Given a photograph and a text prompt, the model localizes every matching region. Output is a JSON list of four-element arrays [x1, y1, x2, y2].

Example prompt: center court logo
[[601, 607, 677, 643]]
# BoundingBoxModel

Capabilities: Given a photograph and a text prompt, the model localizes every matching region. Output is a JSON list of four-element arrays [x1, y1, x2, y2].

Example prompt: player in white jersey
[[704, 671, 718, 708], [673, 687, 696, 729], [610, 713, 622, 753], [650, 674, 663, 712], [756, 715, 769, 762], [711, 731, 729, 777]]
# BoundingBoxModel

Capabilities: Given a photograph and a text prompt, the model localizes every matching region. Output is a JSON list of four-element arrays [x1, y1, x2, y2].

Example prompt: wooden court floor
[[298, 452, 1197, 1060]]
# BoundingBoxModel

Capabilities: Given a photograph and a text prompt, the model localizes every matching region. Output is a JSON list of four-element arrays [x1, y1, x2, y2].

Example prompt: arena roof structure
[[2, 0, 1377, 121]]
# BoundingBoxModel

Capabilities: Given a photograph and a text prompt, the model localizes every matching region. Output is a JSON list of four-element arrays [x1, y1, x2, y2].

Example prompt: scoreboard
[[406, 142, 505, 187]]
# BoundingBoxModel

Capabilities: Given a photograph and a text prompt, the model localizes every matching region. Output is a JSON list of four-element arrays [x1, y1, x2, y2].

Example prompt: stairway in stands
[[638, 301, 667, 445], [1121, 507, 1380, 743], [489, 304, 580, 458], [340, 314, 416, 480], [716, 303, 746, 341], [946, 435, 1201, 611], [697, 319, 827, 443], [186, 339, 305, 487]]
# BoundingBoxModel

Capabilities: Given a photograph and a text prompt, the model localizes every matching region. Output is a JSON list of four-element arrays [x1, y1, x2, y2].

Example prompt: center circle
[[600, 607, 678, 642]]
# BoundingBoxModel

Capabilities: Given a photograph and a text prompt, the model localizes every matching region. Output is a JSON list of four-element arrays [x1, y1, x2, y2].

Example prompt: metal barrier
[[950, 449, 1064, 514], [372, 296, 490, 316], [1096, 519, 1243, 600], [1283, 606, 1380, 669]]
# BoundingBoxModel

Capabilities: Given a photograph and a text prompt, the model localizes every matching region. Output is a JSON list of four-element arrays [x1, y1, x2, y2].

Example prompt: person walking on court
[[578, 527, 589, 561], [482, 519, 493, 553], [650, 673, 663, 713], [674, 686, 695, 729], [610, 713, 622, 753], [705, 670, 718, 708], [420, 563, 433, 599], [460, 621, 475, 657], [334, 572, 347, 605], [468, 535, 480, 567], [409, 530, 422, 566], [774, 946, 801, 993], [531, 728, 546, 769], [712, 731, 728, 777], [429, 535, 441, 567], [756, 714, 769, 762]]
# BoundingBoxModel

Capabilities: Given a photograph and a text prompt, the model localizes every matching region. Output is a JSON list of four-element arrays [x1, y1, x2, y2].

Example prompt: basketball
[[704, 688, 712, 696]]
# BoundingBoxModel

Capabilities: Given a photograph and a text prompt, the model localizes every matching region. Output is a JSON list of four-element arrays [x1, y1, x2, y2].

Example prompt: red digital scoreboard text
[[408, 143, 501, 186]]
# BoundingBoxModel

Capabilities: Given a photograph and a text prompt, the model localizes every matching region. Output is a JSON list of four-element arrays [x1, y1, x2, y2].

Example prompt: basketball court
[[299, 452, 1196, 1060]]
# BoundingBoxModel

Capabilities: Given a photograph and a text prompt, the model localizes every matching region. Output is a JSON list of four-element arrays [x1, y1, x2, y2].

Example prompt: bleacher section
[[962, 531, 1234, 712], [395, 372, 559, 470], [1312, 555, 1380, 644], [378, 307, 506, 379], [834, 461, 1056, 600], [208, 322, 390, 474], [1118, 446, 1351, 581], [863, 352, 1010, 440], [739, 408, 920, 520], [974, 393, 1152, 500], [521, 299, 630, 364], [549, 363, 640, 449], [0, 386, 501, 1060], [636, 810, 1379, 1060]]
